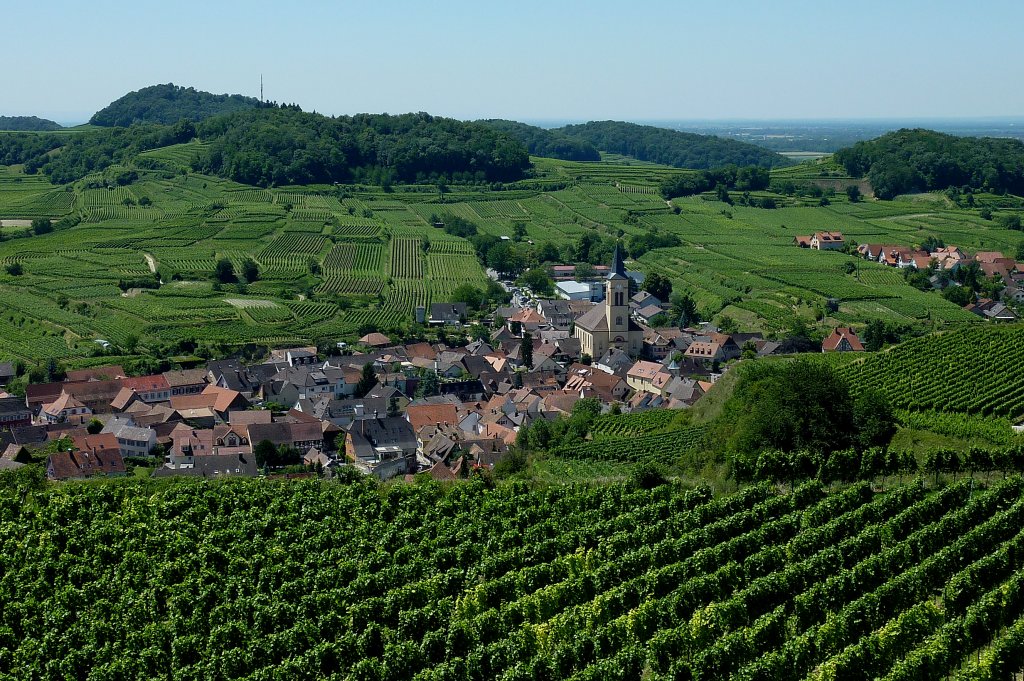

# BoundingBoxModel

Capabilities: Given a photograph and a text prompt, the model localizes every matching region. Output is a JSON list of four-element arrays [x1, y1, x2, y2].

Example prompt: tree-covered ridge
[[476, 119, 601, 162], [834, 128, 1024, 199], [90, 83, 263, 126], [193, 109, 531, 186], [0, 116, 62, 131], [556, 120, 792, 169]]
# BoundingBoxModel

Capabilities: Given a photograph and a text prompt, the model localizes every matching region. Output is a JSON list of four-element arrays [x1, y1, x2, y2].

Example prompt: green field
[[0, 147, 1021, 364], [4, 474, 1024, 679]]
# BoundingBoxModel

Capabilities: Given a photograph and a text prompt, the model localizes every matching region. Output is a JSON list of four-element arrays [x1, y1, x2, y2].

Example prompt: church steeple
[[605, 242, 629, 333], [608, 242, 626, 279]]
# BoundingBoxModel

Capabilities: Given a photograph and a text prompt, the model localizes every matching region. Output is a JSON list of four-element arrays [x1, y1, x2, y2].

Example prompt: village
[[0, 246, 877, 484], [2, 235, 1022, 483]]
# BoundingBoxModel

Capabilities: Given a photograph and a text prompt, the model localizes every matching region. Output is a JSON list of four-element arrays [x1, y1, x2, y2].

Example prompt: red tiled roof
[[406, 404, 459, 432]]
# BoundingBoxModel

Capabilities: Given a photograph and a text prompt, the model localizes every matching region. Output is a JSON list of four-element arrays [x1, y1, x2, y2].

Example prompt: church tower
[[605, 243, 629, 336]]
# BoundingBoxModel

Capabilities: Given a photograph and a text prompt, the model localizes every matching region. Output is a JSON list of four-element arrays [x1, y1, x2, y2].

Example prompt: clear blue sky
[[6, 0, 1023, 124]]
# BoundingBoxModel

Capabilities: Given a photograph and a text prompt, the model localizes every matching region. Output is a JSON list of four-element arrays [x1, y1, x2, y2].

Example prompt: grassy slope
[[0, 144, 1021, 364]]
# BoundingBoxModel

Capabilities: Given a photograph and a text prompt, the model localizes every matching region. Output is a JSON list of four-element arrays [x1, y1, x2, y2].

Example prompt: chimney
[[354, 404, 364, 417]]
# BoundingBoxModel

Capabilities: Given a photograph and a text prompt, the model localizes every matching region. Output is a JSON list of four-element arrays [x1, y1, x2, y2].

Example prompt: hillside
[[3, 473, 1024, 679], [90, 83, 262, 126], [2, 145, 1021, 366], [477, 119, 601, 161], [834, 128, 1024, 199], [839, 324, 1024, 418], [0, 115, 62, 131], [557, 120, 792, 169]]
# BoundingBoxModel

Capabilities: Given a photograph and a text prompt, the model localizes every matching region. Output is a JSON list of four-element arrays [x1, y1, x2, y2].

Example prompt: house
[[967, 298, 1018, 322], [162, 369, 208, 397], [358, 332, 392, 348], [47, 448, 126, 481], [810, 232, 844, 250], [345, 416, 418, 480], [120, 375, 171, 403], [102, 417, 158, 458], [573, 246, 644, 359], [41, 392, 91, 424], [0, 396, 31, 430], [626, 360, 665, 394], [168, 425, 216, 466], [822, 327, 865, 352], [685, 341, 725, 364], [428, 302, 468, 326], [630, 291, 662, 310], [170, 385, 248, 422], [563, 363, 630, 403], [793, 235, 813, 248], [154, 452, 258, 478], [248, 421, 325, 453], [406, 403, 459, 434], [633, 304, 664, 325], [206, 360, 269, 399], [70, 433, 121, 460], [536, 299, 577, 329]]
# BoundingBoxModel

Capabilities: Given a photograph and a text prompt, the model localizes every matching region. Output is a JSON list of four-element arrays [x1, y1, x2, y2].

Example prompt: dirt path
[[143, 253, 157, 274]]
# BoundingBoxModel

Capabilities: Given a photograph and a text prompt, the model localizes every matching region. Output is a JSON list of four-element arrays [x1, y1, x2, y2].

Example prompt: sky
[[4, 0, 1023, 124]]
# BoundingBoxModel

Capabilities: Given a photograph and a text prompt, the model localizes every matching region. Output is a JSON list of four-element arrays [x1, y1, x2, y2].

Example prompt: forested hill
[[90, 83, 262, 126], [0, 107, 531, 186], [477, 119, 601, 161], [556, 120, 792, 169], [193, 109, 531, 186], [0, 116, 63, 131], [834, 128, 1024, 199]]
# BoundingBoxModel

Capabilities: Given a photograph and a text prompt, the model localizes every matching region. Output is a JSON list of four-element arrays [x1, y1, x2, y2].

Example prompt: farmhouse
[[822, 327, 865, 352], [810, 232, 844, 250], [573, 246, 644, 359]]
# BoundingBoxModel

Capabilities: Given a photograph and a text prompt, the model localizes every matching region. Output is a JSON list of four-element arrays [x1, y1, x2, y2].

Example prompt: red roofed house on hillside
[[822, 327, 865, 353], [810, 232, 844, 251]]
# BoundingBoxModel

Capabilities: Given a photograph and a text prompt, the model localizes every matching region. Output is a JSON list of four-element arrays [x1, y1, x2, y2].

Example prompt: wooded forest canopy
[[476, 120, 601, 162], [193, 109, 531, 186], [557, 121, 792, 169], [90, 83, 263, 127], [0, 116, 62, 131], [834, 128, 1024, 199]]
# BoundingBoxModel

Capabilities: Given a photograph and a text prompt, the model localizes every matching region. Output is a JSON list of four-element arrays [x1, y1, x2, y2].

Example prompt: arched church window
[[616, 316, 623, 326]]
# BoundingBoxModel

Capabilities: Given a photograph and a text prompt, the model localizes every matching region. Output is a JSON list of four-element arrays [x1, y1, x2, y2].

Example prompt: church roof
[[575, 305, 644, 334], [575, 305, 609, 332]]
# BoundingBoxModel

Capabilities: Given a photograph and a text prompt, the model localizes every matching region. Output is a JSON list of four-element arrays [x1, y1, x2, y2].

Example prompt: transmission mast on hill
[[260, 74, 263, 105]]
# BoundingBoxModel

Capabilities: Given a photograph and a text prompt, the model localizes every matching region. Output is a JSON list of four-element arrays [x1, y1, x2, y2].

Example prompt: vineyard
[[1, 142, 1023, 364], [840, 325, 1024, 418], [2, 475, 1024, 679]]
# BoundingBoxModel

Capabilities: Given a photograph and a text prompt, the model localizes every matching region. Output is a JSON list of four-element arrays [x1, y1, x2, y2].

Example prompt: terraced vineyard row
[[840, 324, 1024, 418], [390, 236, 424, 278], [4, 476, 1024, 679]]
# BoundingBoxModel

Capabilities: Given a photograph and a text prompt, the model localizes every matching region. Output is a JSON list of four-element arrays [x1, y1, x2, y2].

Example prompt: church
[[573, 245, 644, 359]]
